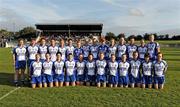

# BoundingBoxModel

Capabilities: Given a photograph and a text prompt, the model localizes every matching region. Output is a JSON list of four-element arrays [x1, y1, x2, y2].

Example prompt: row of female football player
[[12, 34, 168, 89]]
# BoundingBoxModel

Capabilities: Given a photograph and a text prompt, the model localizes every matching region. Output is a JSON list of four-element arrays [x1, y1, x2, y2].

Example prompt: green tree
[[18, 26, 36, 39], [0, 29, 13, 37], [105, 32, 116, 41]]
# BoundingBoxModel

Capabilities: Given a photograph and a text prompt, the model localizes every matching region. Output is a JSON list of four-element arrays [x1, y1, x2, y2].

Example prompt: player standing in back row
[[146, 34, 160, 61], [13, 39, 27, 86]]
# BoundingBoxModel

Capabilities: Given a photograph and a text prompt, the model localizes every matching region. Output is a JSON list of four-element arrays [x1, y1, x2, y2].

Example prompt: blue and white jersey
[[129, 60, 141, 78], [108, 45, 117, 59], [98, 44, 109, 59], [142, 61, 153, 76], [89, 44, 99, 59], [43, 61, 53, 75], [48, 46, 59, 62], [13, 46, 27, 61], [30, 61, 42, 77], [76, 61, 85, 75], [74, 47, 84, 60], [65, 60, 76, 76], [96, 60, 107, 75], [86, 61, 96, 76], [117, 44, 127, 59], [27, 45, 39, 60], [53, 61, 64, 75], [108, 61, 118, 76], [66, 45, 75, 56], [82, 45, 90, 58], [146, 42, 160, 60], [127, 45, 137, 60], [58, 46, 66, 61], [118, 61, 130, 76], [138, 46, 147, 60], [154, 60, 168, 77], [38, 45, 48, 60]]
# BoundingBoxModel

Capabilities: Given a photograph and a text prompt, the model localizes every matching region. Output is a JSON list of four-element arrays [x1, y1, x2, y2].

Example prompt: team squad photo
[[13, 34, 168, 89]]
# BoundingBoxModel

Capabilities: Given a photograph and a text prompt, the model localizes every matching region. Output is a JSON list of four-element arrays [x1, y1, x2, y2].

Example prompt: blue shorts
[[42, 74, 53, 83], [27, 59, 35, 67], [76, 75, 85, 82], [109, 75, 118, 84], [129, 74, 141, 84], [142, 75, 152, 84], [119, 76, 129, 86], [54, 74, 64, 82], [86, 75, 96, 82], [65, 75, 76, 82], [15, 61, 26, 70], [96, 75, 106, 83], [31, 76, 42, 84], [154, 76, 165, 84]]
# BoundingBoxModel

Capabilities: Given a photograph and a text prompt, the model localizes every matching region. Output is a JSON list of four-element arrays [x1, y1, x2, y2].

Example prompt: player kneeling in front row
[[65, 53, 76, 86], [85, 53, 96, 86], [129, 51, 141, 88], [42, 53, 54, 88], [108, 54, 118, 88], [154, 52, 168, 89], [30, 54, 42, 88], [142, 53, 153, 89], [53, 52, 65, 87], [118, 54, 130, 88], [96, 52, 107, 87], [76, 53, 85, 86]]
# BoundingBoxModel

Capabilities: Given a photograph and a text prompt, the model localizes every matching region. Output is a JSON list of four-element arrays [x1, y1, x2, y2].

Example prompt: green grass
[[0, 46, 180, 107]]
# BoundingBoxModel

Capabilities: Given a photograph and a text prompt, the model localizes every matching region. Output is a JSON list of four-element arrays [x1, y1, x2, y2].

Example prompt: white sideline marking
[[0, 87, 21, 101]]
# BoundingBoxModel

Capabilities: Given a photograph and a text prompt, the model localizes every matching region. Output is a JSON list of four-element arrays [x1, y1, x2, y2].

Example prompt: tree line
[[0, 26, 180, 40]]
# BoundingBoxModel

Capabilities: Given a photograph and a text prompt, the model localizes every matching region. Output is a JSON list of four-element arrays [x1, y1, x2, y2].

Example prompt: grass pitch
[[0, 43, 179, 107]]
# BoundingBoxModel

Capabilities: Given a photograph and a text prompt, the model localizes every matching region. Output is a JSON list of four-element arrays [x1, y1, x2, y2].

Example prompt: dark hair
[[129, 35, 135, 40], [18, 38, 24, 42], [118, 33, 125, 38], [60, 38, 64, 42], [88, 53, 93, 57], [122, 53, 126, 57], [35, 53, 40, 56], [79, 53, 83, 56], [56, 52, 62, 56], [144, 53, 150, 58], [133, 51, 138, 55], [68, 38, 72, 42], [46, 52, 50, 55], [76, 39, 81, 43], [99, 52, 104, 55], [68, 53, 73, 56], [111, 54, 116, 57]]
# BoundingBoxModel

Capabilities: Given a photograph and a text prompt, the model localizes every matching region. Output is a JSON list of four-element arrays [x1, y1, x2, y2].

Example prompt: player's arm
[[163, 61, 168, 74], [156, 42, 160, 53]]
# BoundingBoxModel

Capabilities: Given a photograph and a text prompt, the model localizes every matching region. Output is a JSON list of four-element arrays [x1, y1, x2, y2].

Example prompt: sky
[[0, 0, 180, 35]]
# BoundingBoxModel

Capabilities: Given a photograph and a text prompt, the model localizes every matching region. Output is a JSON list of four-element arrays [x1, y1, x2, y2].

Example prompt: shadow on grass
[[0, 72, 30, 87]]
